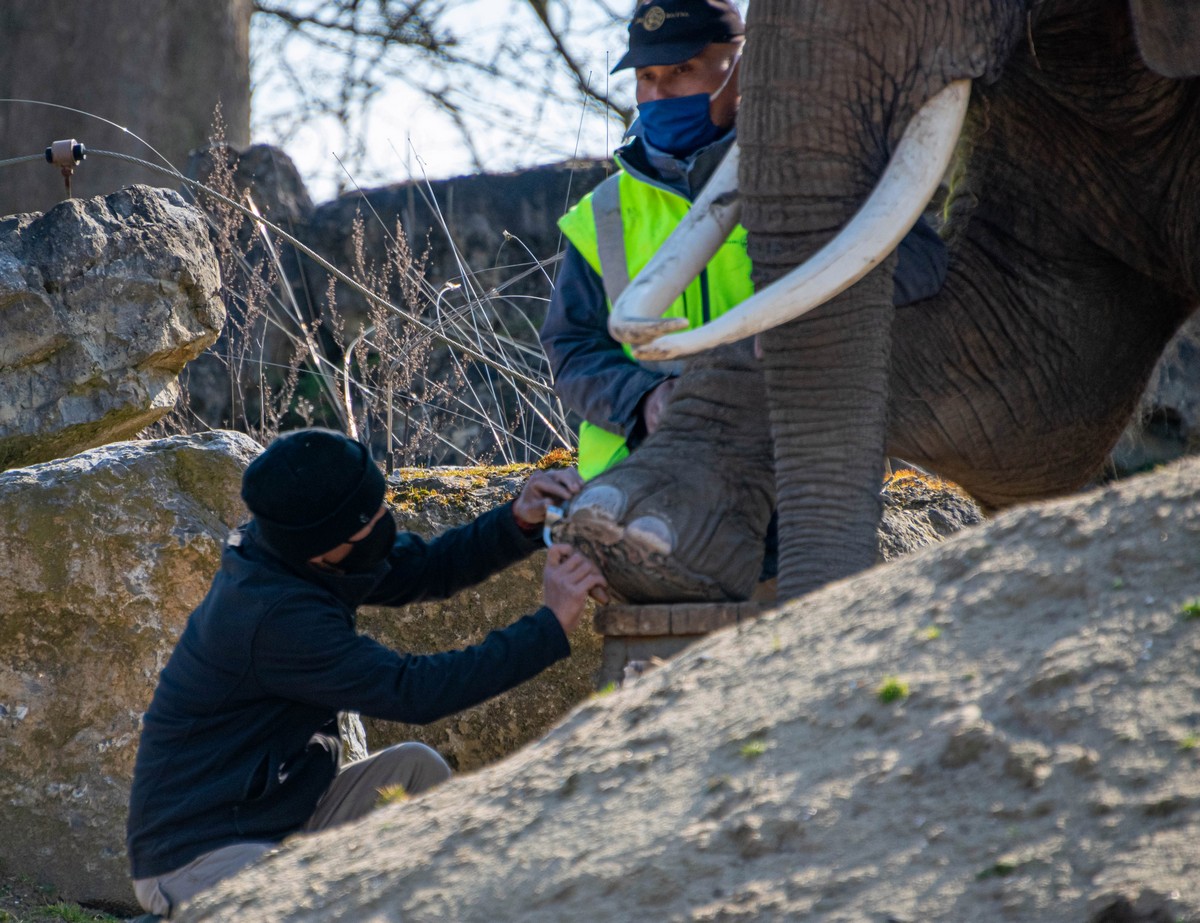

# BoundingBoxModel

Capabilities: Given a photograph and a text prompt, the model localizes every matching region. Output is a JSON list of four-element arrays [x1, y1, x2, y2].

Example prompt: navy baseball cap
[[611, 0, 745, 73]]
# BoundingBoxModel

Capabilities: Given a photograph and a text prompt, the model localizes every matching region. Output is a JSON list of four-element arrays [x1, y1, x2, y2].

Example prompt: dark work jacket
[[126, 502, 565, 879], [540, 130, 950, 442]]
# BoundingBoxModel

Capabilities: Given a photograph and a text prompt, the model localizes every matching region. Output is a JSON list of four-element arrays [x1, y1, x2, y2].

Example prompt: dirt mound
[[182, 457, 1200, 922]]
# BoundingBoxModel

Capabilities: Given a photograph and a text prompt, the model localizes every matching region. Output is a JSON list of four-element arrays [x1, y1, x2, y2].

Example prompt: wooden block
[[594, 636, 701, 690], [594, 601, 770, 638], [593, 605, 671, 636], [734, 601, 770, 623], [592, 601, 773, 690], [670, 606, 740, 635]]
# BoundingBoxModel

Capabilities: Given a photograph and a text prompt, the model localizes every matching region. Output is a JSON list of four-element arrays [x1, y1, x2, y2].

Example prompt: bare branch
[[522, 0, 632, 126], [252, 0, 631, 188]]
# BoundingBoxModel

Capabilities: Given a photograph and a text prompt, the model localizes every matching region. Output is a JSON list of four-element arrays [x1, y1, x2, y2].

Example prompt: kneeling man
[[127, 428, 605, 918]]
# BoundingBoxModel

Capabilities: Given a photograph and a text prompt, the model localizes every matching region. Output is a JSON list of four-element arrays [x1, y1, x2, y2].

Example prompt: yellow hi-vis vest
[[558, 166, 754, 479]]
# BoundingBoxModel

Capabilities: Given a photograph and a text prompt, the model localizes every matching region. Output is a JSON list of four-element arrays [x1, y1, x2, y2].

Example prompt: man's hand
[[543, 544, 608, 633], [513, 468, 585, 526], [642, 378, 679, 434]]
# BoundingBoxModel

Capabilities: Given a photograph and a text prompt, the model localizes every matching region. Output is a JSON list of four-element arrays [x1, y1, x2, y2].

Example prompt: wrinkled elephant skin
[[557, 342, 775, 603]]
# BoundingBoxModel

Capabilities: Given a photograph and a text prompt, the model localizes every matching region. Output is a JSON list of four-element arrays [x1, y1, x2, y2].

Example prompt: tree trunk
[[0, 0, 250, 218]]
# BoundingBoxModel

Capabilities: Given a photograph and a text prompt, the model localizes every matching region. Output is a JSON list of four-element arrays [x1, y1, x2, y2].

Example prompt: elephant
[[555, 0, 1200, 604]]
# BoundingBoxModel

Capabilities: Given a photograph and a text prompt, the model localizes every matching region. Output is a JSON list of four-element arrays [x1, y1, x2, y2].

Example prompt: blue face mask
[[638, 92, 727, 157], [635, 52, 740, 158]]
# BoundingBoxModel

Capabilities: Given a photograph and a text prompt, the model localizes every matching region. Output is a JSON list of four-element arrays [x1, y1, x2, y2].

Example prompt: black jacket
[[127, 502, 566, 879], [540, 131, 949, 441]]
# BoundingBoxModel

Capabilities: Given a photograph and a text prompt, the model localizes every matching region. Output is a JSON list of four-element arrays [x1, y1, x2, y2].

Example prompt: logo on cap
[[644, 6, 666, 30]]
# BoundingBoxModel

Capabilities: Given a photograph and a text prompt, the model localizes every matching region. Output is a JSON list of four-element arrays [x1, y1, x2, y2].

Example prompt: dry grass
[[151, 121, 576, 470]]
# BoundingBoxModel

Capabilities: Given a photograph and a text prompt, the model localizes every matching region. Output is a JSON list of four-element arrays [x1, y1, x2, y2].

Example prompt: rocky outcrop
[[0, 186, 223, 471], [0, 432, 258, 908], [879, 467, 983, 560], [183, 456, 1200, 923]]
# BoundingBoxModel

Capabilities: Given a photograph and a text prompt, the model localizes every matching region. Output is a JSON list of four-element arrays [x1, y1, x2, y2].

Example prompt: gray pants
[[133, 742, 451, 918]]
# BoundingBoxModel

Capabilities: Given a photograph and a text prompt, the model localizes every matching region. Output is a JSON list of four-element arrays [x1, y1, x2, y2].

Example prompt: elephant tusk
[[608, 144, 743, 346], [629, 79, 972, 361]]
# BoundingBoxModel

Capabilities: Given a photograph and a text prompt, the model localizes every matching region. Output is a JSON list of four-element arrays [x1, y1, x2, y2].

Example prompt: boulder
[[0, 186, 223, 471], [185, 143, 316, 239], [0, 431, 258, 908], [879, 467, 983, 560], [1112, 311, 1200, 476], [183, 456, 1200, 923]]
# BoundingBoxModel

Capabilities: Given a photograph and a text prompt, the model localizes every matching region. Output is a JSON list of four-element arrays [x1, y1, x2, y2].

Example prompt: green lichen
[[389, 484, 476, 516], [169, 448, 247, 527], [388, 461, 550, 514], [536, 448, 576, 470]]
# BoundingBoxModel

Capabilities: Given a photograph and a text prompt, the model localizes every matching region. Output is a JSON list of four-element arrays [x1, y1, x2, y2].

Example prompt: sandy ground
[[181, 457, 1200, 923]]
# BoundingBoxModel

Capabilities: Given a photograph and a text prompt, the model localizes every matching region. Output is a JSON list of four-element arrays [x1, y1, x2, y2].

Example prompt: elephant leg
[[887, 224, 1190, 508], [557, 341, 775, 603]]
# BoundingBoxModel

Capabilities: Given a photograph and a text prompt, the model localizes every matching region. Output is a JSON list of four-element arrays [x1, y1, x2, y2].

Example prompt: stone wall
[[0, 0, 251, 219]]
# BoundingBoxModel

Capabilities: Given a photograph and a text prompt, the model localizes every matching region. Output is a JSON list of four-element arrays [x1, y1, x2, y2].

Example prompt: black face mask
[[338, 511, 398, 573]]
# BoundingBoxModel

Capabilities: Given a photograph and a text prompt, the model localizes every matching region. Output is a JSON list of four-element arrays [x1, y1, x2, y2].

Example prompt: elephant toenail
[[625, 516, 675, 555], [571, 484, 627, 521]]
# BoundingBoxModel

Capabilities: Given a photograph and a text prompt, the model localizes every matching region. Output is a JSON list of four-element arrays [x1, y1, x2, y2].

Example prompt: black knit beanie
[[241, 428, 386, 563]]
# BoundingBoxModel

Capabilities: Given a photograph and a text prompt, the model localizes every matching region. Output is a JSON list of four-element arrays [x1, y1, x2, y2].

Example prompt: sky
[[250, 2, 638, 203]]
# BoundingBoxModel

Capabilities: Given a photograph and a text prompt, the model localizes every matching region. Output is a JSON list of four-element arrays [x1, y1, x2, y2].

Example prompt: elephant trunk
[[738, 0, 921, 598], [760, 280, 896, 598]]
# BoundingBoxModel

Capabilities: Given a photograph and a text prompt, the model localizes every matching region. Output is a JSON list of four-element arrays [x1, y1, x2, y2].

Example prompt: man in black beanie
[[127, 428, 604, 918]]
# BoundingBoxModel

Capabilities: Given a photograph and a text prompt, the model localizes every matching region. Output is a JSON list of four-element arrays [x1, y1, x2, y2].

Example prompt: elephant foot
[[554, 342, 775, 604], [554, 483, 731, 604]]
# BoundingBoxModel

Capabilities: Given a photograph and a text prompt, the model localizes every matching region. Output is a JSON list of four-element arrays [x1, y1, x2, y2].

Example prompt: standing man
[[127, 428, 605, 919], [541, 0, 948, 480]]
